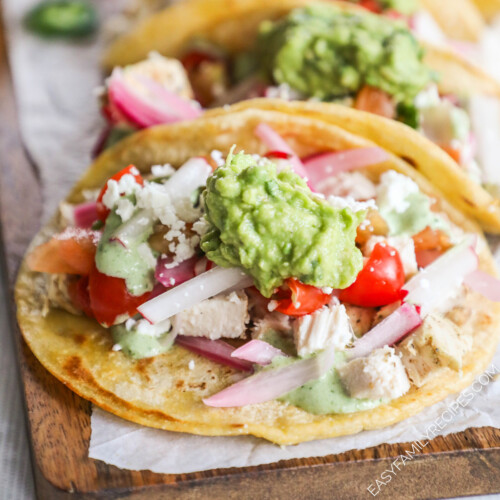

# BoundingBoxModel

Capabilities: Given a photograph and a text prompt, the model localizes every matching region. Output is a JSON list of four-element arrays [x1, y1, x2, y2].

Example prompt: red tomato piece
[[67, 276, 93, 317], [354, 85, 396, 119], [357, 0, 383, 13], [339, 243, 405, 307], [96, 164, 144, 221], [264, 151, 292, 160], [439, 144, 462, 164], [88, 266, 152, 327], [275, 278, 332, 317], [27, 231, 98, 275], [181, 50, 217, 72]]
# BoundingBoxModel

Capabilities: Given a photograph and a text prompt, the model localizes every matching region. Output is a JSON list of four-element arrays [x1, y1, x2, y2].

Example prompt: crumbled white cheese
[[210, 150, 225, 167], [112, 344, 122, 352], [327, 195, 376, 213], [102, 172, 142, 210], [267, 300, 278, 312], [376, 170, 419, 215], [192, 218, 209, 237], [317, 172, 377, 201], [264, 83, 303, 101], [151, 164, 175, 177], [338, 347, 410, 400], [293, 304, 354, 357], [188, 359, 195, 370], [115, 198, 136, 222]]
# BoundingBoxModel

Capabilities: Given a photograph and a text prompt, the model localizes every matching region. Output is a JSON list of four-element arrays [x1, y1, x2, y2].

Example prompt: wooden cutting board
[[1, 10, 500, 500]]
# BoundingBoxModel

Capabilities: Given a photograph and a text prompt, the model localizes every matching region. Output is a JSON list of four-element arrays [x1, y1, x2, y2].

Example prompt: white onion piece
[[254, 123, 309, 180], [403, 236, 478, 317], [469, 95, 500, 186], [231, 340, 286, 366], [347, 304, 422, 360], [203, 344, 335, 407], [138, 267, 253, 324], [464, 269, 500, 302], [161, 157, 212, 203], [303, 148, 390, 187]]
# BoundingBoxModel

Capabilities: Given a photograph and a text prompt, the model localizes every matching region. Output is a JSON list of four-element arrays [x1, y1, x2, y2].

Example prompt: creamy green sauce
[[201, 151, 365, 297], [95, 210, 156, 296], [276, 352, 384, 414], [256, 4, 431, 103], [261, 329, 297, 356], [111, 323, 173, 359], [377, 172, 450, 237]]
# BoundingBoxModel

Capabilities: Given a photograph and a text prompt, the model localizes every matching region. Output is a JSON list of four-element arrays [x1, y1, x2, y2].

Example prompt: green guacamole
[[351, 0, 418, 15], [111, 323, 173, 359], [256, 4, 432, 103], [275, 352, 384, 414], [95, 210, 156, 296], [201, 151, 364, 297]]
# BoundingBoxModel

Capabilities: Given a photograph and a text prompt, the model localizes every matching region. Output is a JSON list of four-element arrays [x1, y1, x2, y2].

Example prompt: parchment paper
[[4, 0, 500, 476]]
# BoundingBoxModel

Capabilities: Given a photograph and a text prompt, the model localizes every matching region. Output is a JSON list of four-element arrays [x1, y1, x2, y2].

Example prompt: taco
[[16, 102, 500, 445], [471, 0, 500, 21], [100, 0, 500, 234]]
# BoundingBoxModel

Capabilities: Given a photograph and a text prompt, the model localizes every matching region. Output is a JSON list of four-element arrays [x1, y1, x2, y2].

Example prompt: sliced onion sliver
[[231, 339, 286, 366], [161, 157, 212, 202], [155, 256, 197, 289], [464, 269, 500, 302], [138, 266, 253, 324], [73, 201, 98, 228], [303, 148, 390, 187], [110, 209, 153, 249], [108, 69, 179, 128], [176, 336, 253, 372], [347, 304, 422, 360], [203, 344, 335, 407], [135, 75, 202, 120], [255, 123, 309, 180], [403, 236, 478, 317]]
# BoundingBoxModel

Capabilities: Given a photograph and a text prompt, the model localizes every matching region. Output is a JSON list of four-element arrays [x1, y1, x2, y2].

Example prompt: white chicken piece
[[251, 312, 292, 339], [396, 313, 472, 387], [171, 291, 249, 339], [121, 52, 194, 100], [338, 347, 410, 400], [293, 304, 354, 357], [364, 235, 418, 278]]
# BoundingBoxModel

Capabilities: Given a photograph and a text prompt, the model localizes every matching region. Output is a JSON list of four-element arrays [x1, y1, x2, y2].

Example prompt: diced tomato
[[88, 266, 152, 326], [96, 164, 144, 222], [412, 226, 451, 252], [412, 226, 452, 268], [274, 278, 332, 317], [357, 0, 382, 13], [354, 85, 396, 119], [181, 50, 217, 72], [67, 276, 93, 317], [439, 144, 461, 164], [414, 249, 443, 268], [264, 151, 292, 160], [339, 243, 405, 307], [27, 230, 98, 275]]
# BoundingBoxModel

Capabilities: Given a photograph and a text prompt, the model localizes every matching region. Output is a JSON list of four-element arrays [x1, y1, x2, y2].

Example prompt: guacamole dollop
[[257, 4, 432, 103], [201, 150, 365, 297]]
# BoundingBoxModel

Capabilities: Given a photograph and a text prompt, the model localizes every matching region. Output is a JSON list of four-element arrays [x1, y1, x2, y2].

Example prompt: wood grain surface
[[1, 8, 500, 500]]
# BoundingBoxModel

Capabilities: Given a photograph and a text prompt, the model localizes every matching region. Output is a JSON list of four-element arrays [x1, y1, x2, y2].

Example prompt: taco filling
[[28, 124, 495, 416], [97, 4, 500, 204]]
